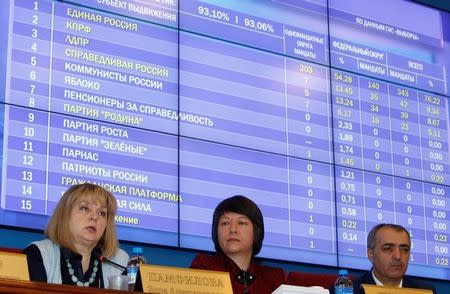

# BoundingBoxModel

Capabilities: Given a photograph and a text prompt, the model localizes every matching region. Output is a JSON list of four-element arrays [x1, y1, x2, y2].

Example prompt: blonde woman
[[24, 183, 128, 288]]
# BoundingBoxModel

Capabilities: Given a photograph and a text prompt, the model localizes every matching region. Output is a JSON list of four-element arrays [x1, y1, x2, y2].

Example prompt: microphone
[[99, 255, 127, 271], [236, 270, 255, 286]]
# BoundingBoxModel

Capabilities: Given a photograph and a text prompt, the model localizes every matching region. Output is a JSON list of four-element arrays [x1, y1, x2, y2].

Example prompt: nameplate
[[362, 284, 433, 294], [140, 264, 232, 294], [0, 252, 30, 281]]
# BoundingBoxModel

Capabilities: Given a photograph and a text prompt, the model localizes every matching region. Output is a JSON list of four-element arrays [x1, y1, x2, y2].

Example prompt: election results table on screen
[[3, 0, 336, 264], [1, 0, 449, 273]]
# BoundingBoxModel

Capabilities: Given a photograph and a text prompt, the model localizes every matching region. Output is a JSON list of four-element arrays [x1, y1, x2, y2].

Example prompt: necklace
[[66, 258, 99, 287]]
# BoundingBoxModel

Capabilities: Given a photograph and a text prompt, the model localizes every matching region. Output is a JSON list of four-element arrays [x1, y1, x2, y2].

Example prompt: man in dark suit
[[353, 224, 435, 294]]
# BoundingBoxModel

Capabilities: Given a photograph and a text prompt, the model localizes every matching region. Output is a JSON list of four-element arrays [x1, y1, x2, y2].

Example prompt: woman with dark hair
[[190, 195, 286, 293], [23, 183, 128, 288]]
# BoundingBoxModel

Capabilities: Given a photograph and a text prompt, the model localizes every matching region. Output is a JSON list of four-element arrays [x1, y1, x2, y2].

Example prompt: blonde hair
[[46, 183, 119, 258]]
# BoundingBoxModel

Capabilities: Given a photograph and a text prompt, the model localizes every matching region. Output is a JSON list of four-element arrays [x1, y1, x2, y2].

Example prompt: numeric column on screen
[[389, 85, 422, 180], [2, 0, 52, 214], [418, 92, 449, 185], [359, 77, 393, 174], [8, 0, 52, 110], [332, 69, 362, 169], [289, 159, 335, 254], [3, 106, 48, 214], [335, 166, 366, 257], [363, 172, 394, 228], [393, 177, 427, 264], [424, 183, 450, 268], [286, 59, 332, 164]]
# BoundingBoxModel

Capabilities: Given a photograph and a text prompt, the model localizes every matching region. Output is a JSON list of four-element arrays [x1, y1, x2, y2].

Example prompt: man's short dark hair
[[211, 195, 265, 256], [367, 223, 411, 249]]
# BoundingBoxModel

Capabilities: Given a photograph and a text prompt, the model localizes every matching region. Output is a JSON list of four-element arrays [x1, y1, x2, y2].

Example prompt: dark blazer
[[353, 271, 436, 294], [190, 253, 286, 294]]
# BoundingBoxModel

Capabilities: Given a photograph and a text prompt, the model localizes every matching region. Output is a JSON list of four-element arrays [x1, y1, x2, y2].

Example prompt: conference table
[[0, 278, 134, 294]]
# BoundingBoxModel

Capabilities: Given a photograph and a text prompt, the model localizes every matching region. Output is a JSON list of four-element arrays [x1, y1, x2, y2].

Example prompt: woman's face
[[69, 194, 108, 251], [217, 212, 254, 256]]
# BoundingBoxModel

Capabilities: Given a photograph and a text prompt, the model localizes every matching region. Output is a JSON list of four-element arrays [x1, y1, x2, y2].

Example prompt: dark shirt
[[24, 244, 105, 288], [351, 270, 436, 294], [190, 253, 286, 294]]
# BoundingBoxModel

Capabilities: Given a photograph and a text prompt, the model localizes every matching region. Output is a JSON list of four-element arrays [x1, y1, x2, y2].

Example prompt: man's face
[[368, 227, 411, 286]]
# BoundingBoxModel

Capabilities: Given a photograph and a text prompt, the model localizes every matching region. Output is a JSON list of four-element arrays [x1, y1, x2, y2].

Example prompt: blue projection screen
[[0, 0, 449, 280]]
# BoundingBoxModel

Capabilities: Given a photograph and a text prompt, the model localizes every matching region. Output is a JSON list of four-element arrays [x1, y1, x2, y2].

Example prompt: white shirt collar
[[371, 270, 403, 287]]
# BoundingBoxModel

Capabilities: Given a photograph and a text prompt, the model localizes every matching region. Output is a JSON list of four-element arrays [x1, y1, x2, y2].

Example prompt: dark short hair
[[367, 223, 410, 249], [211, 195, 265, 256]]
